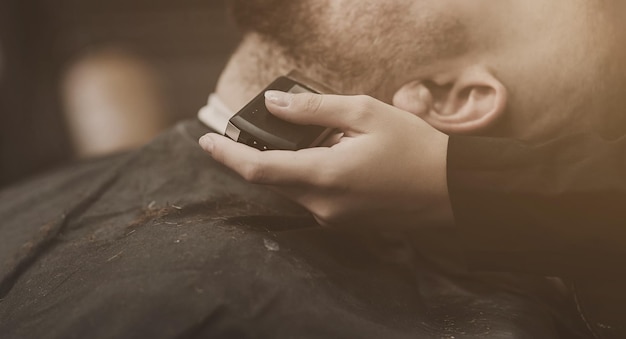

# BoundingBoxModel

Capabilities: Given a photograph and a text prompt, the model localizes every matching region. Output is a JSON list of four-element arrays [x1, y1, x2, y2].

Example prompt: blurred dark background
[[0, 0, 241, 188]]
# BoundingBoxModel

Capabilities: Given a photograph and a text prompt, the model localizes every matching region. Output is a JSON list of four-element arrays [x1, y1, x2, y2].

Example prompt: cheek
[[309, 2, 420, 90]]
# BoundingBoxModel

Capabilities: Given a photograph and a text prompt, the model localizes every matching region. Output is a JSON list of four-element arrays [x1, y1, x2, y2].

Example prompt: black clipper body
[[225, 71, 336, 151]]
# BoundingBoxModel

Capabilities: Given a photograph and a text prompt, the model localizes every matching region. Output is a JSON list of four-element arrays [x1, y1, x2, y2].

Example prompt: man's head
[[221, 0, 626, 140]]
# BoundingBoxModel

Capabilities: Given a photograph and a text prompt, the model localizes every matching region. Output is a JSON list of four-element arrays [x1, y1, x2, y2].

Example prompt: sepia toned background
[[0, 0, 241, 188]]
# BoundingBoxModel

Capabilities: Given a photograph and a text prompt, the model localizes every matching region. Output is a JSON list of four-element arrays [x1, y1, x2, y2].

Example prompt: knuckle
[[312, 203, 338, 225], [351, 95, 375, 121], [301, 93, 323, 114], [313, 215, 331, 227], [242, 157, 266, 183], [353, 95, 374, 110]]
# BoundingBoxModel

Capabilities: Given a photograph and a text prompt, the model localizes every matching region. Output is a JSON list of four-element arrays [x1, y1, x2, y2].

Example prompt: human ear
[[392, 66, 507, 134]]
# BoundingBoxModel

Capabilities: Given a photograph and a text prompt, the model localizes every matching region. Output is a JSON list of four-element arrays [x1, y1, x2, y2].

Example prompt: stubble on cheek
[[227, 0, 469, 102], [229, 0, 321, 46]]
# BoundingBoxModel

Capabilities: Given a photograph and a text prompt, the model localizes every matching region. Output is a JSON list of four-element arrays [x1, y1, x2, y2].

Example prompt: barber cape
[[0, 95, 591, 338]]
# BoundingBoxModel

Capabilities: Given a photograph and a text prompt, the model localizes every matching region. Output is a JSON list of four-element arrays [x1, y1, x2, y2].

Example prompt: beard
[[228, 0, 319, 52], [226, 0, 396, 98], [226, 0, 363, 95], [224, 0, 466, 103]]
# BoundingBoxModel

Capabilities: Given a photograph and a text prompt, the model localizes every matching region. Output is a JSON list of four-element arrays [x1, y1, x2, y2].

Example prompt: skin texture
[[201, 92, 452, 227], [220, 0, 470, 113], [204, 0, 626, 227]]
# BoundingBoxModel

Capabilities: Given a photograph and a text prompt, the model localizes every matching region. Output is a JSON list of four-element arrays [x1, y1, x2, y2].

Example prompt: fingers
[[199, 133, 329, 186], [264, 91, 384, 133], [321, 131, 344, 147]]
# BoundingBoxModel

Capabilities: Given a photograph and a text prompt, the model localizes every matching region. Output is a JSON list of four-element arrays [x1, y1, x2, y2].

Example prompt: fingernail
[[199, 135, 214, 153], [265, 90, 292, 108]]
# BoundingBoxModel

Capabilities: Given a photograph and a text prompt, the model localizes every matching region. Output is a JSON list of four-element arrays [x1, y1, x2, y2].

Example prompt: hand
[[199, 91, 453, 228]]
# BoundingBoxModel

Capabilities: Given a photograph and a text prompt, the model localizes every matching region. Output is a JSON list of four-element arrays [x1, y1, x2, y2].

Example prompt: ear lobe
[[392, 66, 507, 135]]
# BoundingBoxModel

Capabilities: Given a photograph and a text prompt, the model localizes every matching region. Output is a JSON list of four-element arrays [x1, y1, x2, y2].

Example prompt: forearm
[[448, 133, 626, 276]]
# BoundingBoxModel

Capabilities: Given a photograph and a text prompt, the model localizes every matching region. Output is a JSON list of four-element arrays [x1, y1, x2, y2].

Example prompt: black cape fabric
[[448, 133, 626, 339], [0, 120, 587, 339]]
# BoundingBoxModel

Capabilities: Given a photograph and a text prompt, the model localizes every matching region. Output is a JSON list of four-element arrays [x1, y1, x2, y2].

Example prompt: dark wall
[[0, 0, 241, 188]]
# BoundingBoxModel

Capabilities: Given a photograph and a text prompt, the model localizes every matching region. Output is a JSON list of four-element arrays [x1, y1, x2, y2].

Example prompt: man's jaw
[[214, 33, 300, 113], [214, 32, 398, 114]]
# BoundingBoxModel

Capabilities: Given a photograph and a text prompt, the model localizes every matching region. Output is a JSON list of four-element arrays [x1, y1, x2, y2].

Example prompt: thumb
[[264, 91, 380, 133]]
